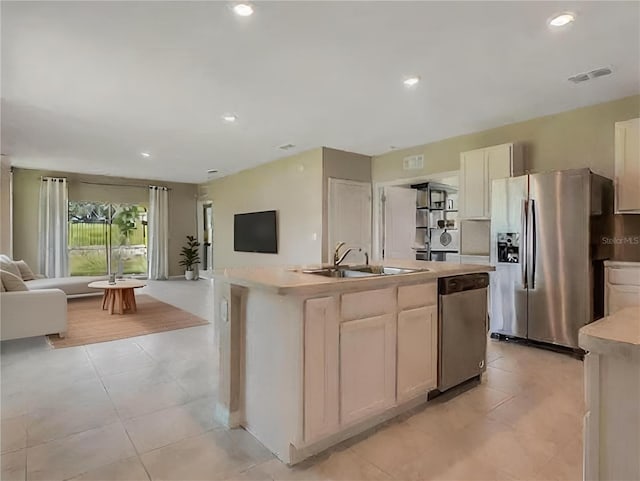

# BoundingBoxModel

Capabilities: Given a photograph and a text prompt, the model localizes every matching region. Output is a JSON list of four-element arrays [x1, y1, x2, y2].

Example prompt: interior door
[[383, 186, 416, 260], [328, 179, 371, 264], [527, 170, 590, 348]]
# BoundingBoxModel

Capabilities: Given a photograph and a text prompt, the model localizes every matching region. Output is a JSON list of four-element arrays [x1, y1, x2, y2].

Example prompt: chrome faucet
[[333, 242, 361, 268]]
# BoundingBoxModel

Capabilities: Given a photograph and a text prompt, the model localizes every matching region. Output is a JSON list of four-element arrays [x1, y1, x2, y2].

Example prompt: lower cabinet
[[397, 305, 437, 402], [339, 313, 396, 425], [303, 283, 438, 443], [303, 297, 339, 442], [605, 263, 640, 315]]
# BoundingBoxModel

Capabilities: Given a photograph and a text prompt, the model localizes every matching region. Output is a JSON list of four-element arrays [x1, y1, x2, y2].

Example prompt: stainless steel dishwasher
[[438, 273, 490, 392]]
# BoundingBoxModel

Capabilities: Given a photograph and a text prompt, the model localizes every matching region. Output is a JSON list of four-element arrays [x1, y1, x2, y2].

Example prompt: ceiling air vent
[[589, 67, 612, 78], [568, 66, 613, 84], [568, 73, 590, 83], [403, 154, 424, 170], [279, 143, 295, 151]]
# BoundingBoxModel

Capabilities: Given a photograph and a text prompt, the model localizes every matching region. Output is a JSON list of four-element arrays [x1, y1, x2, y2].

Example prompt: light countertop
[[579, 306, 640, 357], [604, 260, 640, 267], [214, 259, 494, 295]]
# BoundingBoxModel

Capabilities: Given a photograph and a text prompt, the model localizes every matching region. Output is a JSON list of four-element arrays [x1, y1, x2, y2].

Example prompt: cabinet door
[[486, 144, 513, 217], [615, 118, 640, 213], [397, 306, 437, 402], [460, 149, 488, 219], [340, 314, 396, 425], [607, 284, 640, 315], [304, 297, 339, 442]]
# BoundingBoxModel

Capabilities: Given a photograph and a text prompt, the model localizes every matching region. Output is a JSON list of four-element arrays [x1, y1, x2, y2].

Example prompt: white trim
[[372, 171, 459, 262]]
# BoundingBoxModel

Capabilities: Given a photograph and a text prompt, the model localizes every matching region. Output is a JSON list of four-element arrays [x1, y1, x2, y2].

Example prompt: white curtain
[[39, 177, 69, 277], [148, 186, 169, 280]]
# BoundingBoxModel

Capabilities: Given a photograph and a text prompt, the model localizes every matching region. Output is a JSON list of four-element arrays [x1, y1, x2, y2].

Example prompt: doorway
[[68, 201, 148, 276]]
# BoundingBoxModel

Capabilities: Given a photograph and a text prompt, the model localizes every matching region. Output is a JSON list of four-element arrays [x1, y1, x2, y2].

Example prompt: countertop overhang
[[214, 259, 495, 295], [579, 306, 640, 358]]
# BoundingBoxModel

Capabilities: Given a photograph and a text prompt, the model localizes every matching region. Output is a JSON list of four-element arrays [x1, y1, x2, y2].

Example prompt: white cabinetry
[[459, 143, 523, 219], [340, 313, 396, 424], [396, 282, 438, 402], [302, 282, 438, 442], [614, 118, 640, 213], [397, 306, 437, 401], [303, 297, 339, 442], [604, 262, 640, 315]]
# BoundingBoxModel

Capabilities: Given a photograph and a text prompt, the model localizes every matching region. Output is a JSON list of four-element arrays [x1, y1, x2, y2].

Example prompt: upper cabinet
[[614, 118, 640, 213], [459, 143, 524, 220]]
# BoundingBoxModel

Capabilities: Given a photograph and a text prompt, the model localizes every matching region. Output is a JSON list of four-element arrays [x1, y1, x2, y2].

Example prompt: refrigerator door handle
[[521, 199, 528, 289], [528, 199, 537, 289]]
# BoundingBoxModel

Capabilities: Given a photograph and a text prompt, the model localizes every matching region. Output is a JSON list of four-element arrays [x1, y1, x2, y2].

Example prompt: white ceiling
[[2, 1, 639, 184]]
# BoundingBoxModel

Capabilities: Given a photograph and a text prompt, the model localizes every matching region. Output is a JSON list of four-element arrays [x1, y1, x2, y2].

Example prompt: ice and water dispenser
[[496, 233, 520, 263]]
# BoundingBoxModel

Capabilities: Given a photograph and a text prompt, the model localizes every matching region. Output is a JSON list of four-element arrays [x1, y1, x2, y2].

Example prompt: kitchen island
[[214, 260, 494, 464], [579, 306, 640, 481]]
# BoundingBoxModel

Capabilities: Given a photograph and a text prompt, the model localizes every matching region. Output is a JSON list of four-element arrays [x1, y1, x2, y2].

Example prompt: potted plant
[[179, 235, 201, 280]]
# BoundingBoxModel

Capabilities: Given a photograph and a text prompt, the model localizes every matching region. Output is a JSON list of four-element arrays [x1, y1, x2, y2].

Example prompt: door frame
[[327, 178, 372, 261], [372, 171, 459, 262]]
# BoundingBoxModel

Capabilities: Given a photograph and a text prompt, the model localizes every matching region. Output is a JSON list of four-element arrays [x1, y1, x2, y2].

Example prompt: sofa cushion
[[15, 260, 36, 281], [0, 270, 29, 292], [26, 276, 108, 296], [0, 258, 21, 279]]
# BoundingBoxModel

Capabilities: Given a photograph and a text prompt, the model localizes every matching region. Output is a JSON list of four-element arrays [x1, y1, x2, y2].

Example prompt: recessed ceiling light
[[207, 169, 219, 174], [548, 12, 575, 27], [140, 152, 151, 158], [222, 114, 238, 123], [233, 3, 254, 16], [403, 76, 420, 87]]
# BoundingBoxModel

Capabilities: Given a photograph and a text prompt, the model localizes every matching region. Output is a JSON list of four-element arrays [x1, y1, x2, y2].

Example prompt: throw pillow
[[0, 258, 21, 279], [0, 270, 28, 292], [15, 260, 36, 281]]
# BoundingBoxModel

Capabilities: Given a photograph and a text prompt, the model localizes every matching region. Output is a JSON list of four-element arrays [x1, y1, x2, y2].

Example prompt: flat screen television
[[234, 210, 278, 254]]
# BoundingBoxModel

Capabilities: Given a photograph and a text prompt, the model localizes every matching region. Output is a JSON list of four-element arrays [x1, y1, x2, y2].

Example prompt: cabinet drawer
[[608, 268, 640, 286], [398, 283, 437, 309], [341, 288, 395, 321]]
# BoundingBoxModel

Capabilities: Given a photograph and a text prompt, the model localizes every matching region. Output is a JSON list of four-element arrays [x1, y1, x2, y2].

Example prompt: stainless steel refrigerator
[[489, 168, 613, 350]]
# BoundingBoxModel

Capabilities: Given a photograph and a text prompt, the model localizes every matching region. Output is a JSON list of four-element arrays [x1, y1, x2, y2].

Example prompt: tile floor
[[1, 279, 584, 481]]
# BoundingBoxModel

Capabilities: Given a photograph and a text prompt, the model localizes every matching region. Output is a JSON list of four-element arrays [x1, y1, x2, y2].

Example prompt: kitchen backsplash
[[460, 220, 491, 256]]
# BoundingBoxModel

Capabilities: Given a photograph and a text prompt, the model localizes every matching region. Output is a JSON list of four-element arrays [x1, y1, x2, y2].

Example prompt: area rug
[[47, 294, 209, 348]]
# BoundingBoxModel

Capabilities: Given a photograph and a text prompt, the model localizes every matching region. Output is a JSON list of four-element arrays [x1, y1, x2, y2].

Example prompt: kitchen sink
[[301, 265, 425, 278]]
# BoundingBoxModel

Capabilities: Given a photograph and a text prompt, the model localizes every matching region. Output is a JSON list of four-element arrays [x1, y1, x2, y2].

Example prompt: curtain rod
[[77, 180, 171, 190]]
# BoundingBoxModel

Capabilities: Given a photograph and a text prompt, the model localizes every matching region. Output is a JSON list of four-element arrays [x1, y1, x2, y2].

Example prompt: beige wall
[[0, 159, 12, 256], [373, 95, 640, 183], [322, 147, 372, 262], [12, 168, 198, 276], [206, 148, 324, 269]]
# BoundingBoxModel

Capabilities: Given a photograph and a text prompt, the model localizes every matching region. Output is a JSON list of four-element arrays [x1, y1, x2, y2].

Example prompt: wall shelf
[[410, 182, 459, 261]]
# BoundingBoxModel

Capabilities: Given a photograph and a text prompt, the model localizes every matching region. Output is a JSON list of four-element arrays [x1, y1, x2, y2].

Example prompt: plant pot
[[185, 270, 194, 281]]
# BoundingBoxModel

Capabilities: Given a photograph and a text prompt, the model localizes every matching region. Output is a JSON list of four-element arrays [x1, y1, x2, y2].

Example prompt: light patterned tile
[[26, 422, 136, 481], [1, 449, 26, 481], [69, 456, 150, 481]]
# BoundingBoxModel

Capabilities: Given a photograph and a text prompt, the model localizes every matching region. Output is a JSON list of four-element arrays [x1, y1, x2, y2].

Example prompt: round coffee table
[[88, 279, 147, 315]]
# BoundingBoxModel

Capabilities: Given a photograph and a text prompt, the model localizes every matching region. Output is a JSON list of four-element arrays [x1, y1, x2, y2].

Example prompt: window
[[68, 202, 148, 276]]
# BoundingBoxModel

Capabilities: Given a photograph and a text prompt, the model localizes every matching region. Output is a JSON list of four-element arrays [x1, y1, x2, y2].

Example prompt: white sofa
[[0, 255, 108, 341], [1, 289, 67, 341]]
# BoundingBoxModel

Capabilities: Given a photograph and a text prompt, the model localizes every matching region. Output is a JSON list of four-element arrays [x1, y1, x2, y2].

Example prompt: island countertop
[[214, 259, 494, 295], [579, 306, 640, 357]]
